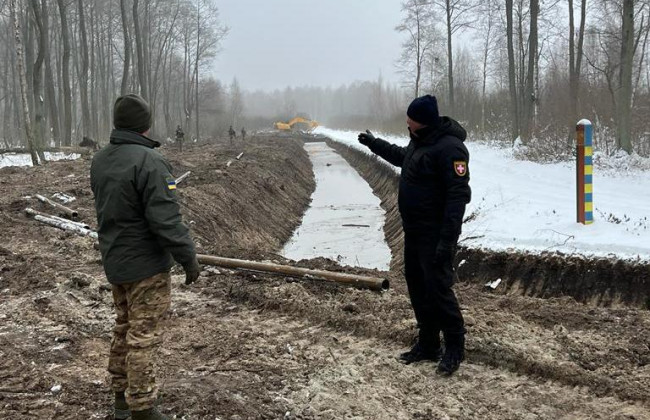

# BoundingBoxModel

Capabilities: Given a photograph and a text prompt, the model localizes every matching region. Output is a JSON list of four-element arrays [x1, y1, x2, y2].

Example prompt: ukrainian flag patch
[[166, 177, 177, 190]]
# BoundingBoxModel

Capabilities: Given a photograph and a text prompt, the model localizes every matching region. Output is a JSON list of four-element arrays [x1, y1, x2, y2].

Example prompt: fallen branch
[[175, 171, 191, 184], [35, 194, 78, 219], [29, 213, 97, 239], [197, 254, 389, 291], [25, 208, 91, 230]]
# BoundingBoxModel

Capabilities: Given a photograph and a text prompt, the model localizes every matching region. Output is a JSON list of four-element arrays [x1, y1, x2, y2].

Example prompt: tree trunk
[[195, 0, 200, 142], [506, 0, 519, 142], [10, 0, 39, 165], [522, 0, 538, 141], [480, 10, 493, 134], [43, 0, 61, 148], [89, 7, 98, 139], [617, 0, 634, 153], [56, 0, 72, 146], [133, 0, 148, 100], [28, 0, 47, 159], [567, 0, 587, 148], [2, 45, 13, 147], [77, 0, 91, 142], [119, 0, 132, 96], [445, 0, 455, 114]]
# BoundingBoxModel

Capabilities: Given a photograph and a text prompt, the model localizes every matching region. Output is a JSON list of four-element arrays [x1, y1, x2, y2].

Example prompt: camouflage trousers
[[108, 272, 171, 411]]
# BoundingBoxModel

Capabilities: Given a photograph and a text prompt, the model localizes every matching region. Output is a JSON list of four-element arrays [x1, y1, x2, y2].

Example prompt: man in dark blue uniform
[[358, 95, 471, 375]]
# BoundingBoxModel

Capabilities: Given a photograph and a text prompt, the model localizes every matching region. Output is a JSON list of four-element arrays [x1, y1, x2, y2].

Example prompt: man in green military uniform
[[91, 94, 201, 420]]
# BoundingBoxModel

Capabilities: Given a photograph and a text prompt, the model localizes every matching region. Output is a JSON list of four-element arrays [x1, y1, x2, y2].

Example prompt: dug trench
[[0, 133, 648, 419]]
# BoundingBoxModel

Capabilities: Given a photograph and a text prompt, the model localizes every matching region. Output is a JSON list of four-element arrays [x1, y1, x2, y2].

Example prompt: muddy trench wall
[[170, 137, 316, 258], [327, 140, 650, 308]]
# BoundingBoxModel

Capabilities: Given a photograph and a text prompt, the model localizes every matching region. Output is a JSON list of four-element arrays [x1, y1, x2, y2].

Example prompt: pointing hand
[[358, 130, 376, 146]]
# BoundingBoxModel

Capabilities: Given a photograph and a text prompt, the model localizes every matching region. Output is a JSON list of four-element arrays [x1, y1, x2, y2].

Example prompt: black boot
[[114, 392, 130, 420], [399, 329, 441, 364], [131, 407, 170, 420], [437, 334, 465, 375]]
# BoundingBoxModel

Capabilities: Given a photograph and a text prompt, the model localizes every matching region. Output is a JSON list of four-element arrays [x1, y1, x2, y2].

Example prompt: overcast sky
[[213, 0, 404, 92]]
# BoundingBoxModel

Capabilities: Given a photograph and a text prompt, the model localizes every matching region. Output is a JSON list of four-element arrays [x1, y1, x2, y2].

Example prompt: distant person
[[175, 125, 184, 152], [241, 127, 247, 141], [91, 94, 200, 420], [228, 125, 236, 144], [357, 95, 471, 376]]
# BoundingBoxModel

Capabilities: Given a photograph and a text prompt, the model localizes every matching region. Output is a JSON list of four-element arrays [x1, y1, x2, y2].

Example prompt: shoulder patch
[[454, 161, 467, 176], [166, 177, 177, 190]]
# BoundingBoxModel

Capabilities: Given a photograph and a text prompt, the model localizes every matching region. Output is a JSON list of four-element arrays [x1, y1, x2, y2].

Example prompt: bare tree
[[567, 0, 587, 146], [506, 0, 520, 142], [77, 0, 91, 141], [55, 0, 72, 145], [521, 0, 539, 141], [476, 0, 499, 133], [617, 0, 635, 153], [133, 0, 148, 100], [432, 0, 477, 114], [119, 0, 132, 96], [9, 0, 38, 165], [396, 0, 435, 98]]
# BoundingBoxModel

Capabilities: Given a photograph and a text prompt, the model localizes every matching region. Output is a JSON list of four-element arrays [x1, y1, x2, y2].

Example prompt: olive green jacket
[[90, 129, 195, 284]]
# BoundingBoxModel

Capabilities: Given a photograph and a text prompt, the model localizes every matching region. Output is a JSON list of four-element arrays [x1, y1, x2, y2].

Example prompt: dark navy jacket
[[366, 117, 471, 246]]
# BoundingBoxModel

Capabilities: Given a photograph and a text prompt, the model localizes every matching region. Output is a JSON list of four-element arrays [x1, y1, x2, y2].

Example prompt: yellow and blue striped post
[[576, 119, 593, 225]]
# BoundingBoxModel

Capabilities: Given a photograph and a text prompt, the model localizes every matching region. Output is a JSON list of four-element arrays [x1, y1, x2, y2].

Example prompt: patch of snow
[[315, 127, 650, 262], [0, 152, 80, 169], [485, 278, 502, 289]]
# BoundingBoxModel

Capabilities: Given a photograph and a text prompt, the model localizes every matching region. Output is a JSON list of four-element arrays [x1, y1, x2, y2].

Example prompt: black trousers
[[403, 231, 465, 339]]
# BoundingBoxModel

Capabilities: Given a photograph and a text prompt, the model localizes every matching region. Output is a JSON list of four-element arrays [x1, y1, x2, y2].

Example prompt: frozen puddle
[[282, 142, 391, 270]]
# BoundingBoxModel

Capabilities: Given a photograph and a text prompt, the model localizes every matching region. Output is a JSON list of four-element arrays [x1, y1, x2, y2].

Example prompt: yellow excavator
[[274, 117, 319, 132]]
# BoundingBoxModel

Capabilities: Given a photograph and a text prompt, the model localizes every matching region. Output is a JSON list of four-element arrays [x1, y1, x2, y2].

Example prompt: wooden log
[[25, 208, 91, 230], [35, 194, 78, 219], [175, 171, 191, 184], [197, 254, 389, 291], [31, 213, 98, 239]]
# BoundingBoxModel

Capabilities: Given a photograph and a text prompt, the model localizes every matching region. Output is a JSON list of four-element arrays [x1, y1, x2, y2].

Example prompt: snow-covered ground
[[0, 152, 81, 169], [315, 127, 650, 261]]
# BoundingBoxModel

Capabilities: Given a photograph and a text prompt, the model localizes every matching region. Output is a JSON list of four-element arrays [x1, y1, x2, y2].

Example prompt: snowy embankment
[[315, 126, 650, 262], [0, 152, 81, 169]]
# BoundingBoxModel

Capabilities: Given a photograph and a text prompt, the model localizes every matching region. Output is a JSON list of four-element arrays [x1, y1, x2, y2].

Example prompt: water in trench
[[281, 142, 391, 270]]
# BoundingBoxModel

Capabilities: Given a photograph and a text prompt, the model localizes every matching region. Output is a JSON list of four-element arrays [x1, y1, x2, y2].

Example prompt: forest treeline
[[247, 0, 650, 159], [2, 0, 650, 163], [1, 0, 231, 164]]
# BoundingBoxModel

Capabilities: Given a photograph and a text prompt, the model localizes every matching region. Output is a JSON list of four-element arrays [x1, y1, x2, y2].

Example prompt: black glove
[[434, 243, 456, 265], [358, 130, 376, 146], [183, 258, 201, 285]]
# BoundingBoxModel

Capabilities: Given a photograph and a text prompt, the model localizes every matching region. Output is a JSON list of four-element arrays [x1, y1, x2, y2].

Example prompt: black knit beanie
[[113, 94, 152, 133], [407, 95, 440, 127]]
